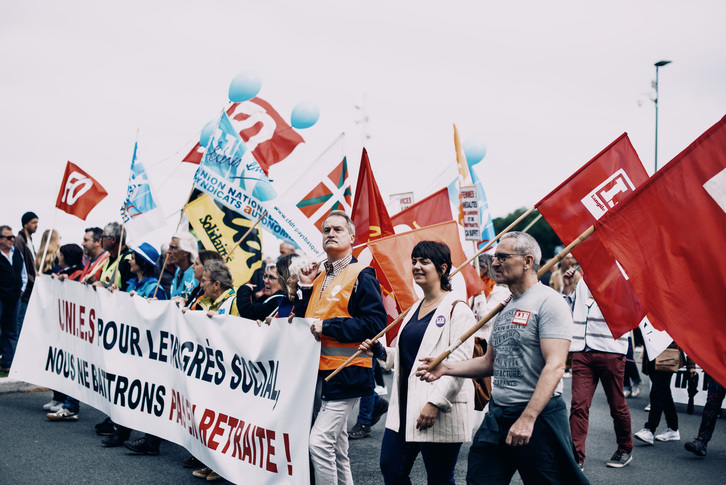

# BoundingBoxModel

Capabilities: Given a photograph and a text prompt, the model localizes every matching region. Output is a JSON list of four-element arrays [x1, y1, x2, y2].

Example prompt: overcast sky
[[2, 1, 725, 255]]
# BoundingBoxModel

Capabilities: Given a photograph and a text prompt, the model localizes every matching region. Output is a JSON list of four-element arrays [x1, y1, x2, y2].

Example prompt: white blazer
[[379, 291, 475, 443]]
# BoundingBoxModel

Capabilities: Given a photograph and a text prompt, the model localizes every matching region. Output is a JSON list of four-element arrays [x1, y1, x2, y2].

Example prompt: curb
[[0, 377, 45, 393]]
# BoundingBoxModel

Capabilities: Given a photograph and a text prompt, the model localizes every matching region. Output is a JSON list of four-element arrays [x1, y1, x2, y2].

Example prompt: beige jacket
[[379, 291, 475, 442]]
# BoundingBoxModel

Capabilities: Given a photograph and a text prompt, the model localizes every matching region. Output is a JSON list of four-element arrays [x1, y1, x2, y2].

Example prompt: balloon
[[463, 138, 487, 165], [199, 119, 216, 148], [228, 69, 262, 102], [290, 100, 320, 129]]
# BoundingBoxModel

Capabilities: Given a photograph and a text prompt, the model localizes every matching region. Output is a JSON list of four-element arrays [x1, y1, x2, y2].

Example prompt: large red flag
[[351, 149, 398, 342], [536, 134, 649, 338], [55, 161, 108, 220], [368, 221, 473, 313], [183, 97, 304, 175], [351, 149, 395, 246], [391, 187, 485, 300], [597, 116, 726, 386], [391, 187, 453, 230]]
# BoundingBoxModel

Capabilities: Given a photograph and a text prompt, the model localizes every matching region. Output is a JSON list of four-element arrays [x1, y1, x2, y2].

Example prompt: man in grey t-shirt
[[418, 232, 587, 484]]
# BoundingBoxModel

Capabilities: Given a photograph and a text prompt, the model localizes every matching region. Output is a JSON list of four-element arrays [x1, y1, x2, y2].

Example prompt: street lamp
[[653, 60, 672, 172]]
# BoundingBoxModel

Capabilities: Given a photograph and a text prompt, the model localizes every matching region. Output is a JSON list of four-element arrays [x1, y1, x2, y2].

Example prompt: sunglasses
[[0, 235, 15, 240], [492, 252, 525, 263]]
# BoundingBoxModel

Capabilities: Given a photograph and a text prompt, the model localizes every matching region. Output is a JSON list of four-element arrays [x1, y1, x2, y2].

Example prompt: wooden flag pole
[[224, 211, 268, 263], [325, 207, 539, 383], [425, 224, 595, 371], [153, 183, 196, 299]]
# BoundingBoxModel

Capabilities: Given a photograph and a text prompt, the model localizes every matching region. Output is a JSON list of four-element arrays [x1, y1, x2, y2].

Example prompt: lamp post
[[653, 60, 672, 172]]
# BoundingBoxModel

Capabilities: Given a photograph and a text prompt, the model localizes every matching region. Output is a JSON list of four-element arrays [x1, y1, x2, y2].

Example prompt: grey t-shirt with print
[[490, 282, 573, 406]]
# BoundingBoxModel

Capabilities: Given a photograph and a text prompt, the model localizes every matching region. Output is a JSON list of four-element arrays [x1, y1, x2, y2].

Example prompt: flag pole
[[224, 211, 268, 262], [153, 183, 196, 299], [324, 207, 538, 383], [425, 224, 595, 371]]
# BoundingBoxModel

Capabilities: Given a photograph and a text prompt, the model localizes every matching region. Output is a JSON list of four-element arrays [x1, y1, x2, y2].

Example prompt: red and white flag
[[536, 134, 649, 338], [55, 161, 108, 220], [183, 97, 304, 175], [597, 116, 726, 385]]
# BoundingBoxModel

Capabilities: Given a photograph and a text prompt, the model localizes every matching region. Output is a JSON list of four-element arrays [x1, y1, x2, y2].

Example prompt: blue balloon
[[199, 119, 216, 148], [290, 100, 320, 129], [228, 69, 262, 103], [463, 138, 487, 165]]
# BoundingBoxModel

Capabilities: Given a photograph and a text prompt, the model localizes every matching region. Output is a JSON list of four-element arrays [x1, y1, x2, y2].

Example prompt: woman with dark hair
[[235, 262, 286, 323], [180, 250, 224, 310], [361, 240, 475, 484], [126, 243, 167, 300]]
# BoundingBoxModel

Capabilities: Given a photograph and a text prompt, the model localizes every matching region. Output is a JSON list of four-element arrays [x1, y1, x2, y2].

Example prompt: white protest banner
[[460, 185, 480, 241], [11, 276, 320, 485]]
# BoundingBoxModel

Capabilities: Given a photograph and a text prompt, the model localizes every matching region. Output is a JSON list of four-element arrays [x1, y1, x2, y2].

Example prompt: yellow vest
[[306, 262, 372, 371]]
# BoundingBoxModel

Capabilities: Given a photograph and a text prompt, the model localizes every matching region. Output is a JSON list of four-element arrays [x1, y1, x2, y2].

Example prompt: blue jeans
[[63, 396, 80, 413], [17, 299, 29, 333], [379, 427, 461, 485], [358, 392, 383, 426], [0, 297, 20, 368]]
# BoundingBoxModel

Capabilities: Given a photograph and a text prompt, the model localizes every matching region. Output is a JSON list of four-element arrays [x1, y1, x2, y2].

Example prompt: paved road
[[1, 374, 725, 484]]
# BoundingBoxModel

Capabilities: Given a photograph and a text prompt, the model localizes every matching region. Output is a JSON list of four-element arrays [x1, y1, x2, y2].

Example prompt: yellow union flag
[[185, 194, 263, 286]]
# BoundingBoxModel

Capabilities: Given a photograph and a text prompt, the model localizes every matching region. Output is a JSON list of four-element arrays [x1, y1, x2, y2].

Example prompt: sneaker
[[183, 455, 205, 468], [563, 370, 572, 379], [606, 450, 633, 468], [124, 437, 160, 455], [49, 402, 64, 413], [46, 408, 78, 421], [206, 470, 223, 481], [685, 439, 707, 457], [644, 404, 651, 412], [623, 389, 632, 398], [371, 398, 389, 426], [348, 423, 371, 439], [634, 428, 655, 445], [102, 432, 129, 447], [43, 399, 62, 411], [193, 467, 213, 478], [631, 382, 642, 398], [655, 428, 680, 442], [95, 418, 115, 436]]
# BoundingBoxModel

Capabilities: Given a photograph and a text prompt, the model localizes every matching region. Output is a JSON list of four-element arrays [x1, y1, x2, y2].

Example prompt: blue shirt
[[127, 276, 168, 300], [171, 265, 197, 299]]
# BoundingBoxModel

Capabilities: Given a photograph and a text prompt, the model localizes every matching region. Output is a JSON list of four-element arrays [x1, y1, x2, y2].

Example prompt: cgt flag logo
[[581, 169, 636, 220], [55, 161, 108, 220]]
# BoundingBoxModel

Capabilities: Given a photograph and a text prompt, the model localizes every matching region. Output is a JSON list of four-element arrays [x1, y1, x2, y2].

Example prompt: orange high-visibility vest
[[306, 262, 373, 371]]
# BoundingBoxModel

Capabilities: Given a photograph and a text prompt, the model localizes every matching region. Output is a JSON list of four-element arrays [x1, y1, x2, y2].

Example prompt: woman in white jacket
[[361, 240, 475, 484]]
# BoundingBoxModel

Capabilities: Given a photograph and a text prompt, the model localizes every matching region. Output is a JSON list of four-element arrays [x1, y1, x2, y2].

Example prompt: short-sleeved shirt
[[490, 282, 573, 406]]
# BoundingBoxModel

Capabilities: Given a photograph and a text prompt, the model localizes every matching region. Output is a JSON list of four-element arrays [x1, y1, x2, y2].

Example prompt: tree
[[493, 208, 562, 263]]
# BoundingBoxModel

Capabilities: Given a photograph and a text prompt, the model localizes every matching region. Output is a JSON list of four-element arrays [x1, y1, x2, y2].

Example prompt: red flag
[[183, 97, 304, 175], [597, 116, 726, 386], [390, 187, 485, 299], [351, 149, 395, 246], [351, 149, 398, 342], [536, 134, 649, 338], [368, 221, 474, 312], [55, 161, 108, 220], [391, 187, 453, 230]]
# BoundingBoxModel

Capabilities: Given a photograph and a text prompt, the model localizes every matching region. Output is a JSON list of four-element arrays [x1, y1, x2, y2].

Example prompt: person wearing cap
[[126, 243, 167, 300], [168, 232, 198, 301], [15, 211, 38, 330]]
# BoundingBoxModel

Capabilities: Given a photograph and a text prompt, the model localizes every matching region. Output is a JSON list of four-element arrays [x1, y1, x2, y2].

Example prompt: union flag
[[55, 161, 108, 220], [296, 157, 352, 230]]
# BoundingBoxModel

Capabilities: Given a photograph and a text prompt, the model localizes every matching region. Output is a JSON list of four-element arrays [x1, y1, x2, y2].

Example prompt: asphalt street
[[1, 374, 725, 484]]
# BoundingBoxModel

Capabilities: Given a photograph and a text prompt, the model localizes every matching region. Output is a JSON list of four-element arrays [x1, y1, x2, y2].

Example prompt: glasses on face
[[492, 252, 526, 263], [262, 274, 276, 281], [168, 245, 179, 251], [1, 235, 15, 240]]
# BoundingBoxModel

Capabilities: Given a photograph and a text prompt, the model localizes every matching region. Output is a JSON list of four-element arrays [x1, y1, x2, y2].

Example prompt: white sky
[[2, 1, 725, 256]]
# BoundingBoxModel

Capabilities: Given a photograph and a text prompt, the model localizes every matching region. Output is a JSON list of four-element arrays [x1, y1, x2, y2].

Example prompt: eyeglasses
[[262, 274, 277, 281], [492, 252, 526, 263], [168, 245, 179, 251], [0, 235, 15, 240]]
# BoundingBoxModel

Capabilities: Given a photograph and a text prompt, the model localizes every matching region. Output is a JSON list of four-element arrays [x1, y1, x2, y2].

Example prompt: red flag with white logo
[[55, 161, 108, 220], [536, 134, 649, 338], [183, 97, 304, 175], [596, 116, 726, 385]]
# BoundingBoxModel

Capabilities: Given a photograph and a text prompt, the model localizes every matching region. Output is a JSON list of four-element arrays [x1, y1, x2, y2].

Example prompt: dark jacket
[[235, 285, 285, 321], [301, 263, 387, 401], [14, 231, 35, 301], [0, 249, 25, 302]]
